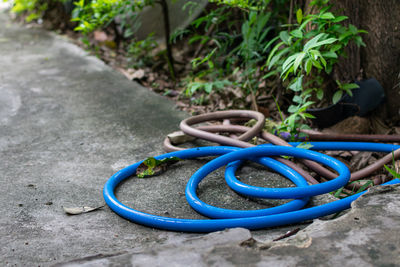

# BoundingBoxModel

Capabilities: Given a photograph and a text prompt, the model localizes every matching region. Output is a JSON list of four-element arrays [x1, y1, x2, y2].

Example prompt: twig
[[157, 0, 176, 80], [288, 0, 294, 31], [273, 227, 301, 241], [194, 23, 216, 58]]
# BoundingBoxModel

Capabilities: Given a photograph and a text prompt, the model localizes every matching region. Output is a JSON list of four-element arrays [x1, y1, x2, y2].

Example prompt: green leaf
[[283, 66, 294, 80], [384, 165, 400, 178], [296, 8, 303, 24], [342, 83, 360, 90], [263, 35, 280, 53], [262, 70, 279, 79], [316, 89, 324, 100], [289, 76, 303, 92], [354, 35, 366, 47], [281, 54, 298, 75], [279, 31, 290, 45], [320, 12, 335, 20], [266, 41, 285, 67], [304, 34, 337, 52], [333, 15, 348, 22], [332, 90, 343, 104], [288, 105, 299, 113], [293, 95, 303, 104], [312, 59, 323, 69], [290, 29, 303, 39], [349, 24, 358, 34], [305, 59, 313, 74], [330, 44, 342, 52], [322, 51, 338, 58], [268, 47, 290, 70], [144, 157, 157, 168], [355, 180, 374, 194], [303, 112, 316, 119], [293, 52, 306, 74], [334, 187, 345, 198], [339, 31, 352, 42], [204, 83, 213, 94], [296, 142, 314, 149]]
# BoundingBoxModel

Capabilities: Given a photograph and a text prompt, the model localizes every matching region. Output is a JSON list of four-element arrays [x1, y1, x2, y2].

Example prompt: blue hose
[[185, 146, 349, 218], [103, 143, 399, 232], [224, 142, 400, 200]]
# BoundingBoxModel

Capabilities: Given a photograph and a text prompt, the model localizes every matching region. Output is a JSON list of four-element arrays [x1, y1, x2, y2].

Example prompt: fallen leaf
[[136, 157, 182, 178], [93, 30, 108, 42], [63, 205, 104, 215], [131, 69, 145, 80]]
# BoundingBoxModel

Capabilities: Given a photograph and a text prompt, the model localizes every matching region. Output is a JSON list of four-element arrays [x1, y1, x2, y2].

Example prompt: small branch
[[273, 228, 300, 241], [157, 0, 176, 80], [288, 0, 294, 31]]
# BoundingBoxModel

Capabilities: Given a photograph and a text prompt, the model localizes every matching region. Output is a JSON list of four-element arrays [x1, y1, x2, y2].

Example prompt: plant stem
[[157, 0, 176, 80]]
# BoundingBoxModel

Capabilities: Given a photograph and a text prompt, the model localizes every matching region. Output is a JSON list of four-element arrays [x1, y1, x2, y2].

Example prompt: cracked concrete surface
[[1, 9, 400, 267], [60, 185, 400, 267]]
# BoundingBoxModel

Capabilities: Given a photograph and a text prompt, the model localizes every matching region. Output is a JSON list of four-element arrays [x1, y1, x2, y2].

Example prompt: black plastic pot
[[307, 78, 385, 128]]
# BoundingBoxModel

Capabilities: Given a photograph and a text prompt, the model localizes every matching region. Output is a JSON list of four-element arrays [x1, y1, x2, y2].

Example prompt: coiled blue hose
[[184, 146, 349, 219], [103, 143, 400, 233], [224, 142, 400, 200]]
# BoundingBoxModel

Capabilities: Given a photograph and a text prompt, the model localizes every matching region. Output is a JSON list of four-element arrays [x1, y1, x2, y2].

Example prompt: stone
[[323, 116, 370, 134]]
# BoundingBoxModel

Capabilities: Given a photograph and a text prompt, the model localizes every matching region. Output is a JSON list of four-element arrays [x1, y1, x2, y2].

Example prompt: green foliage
[[209, 0, 270, 11], [127, 33, 158, 68], [136, 156, 182, 178], [186, 2, 278, 105], [266, 1, 366, 139], [384, 151, 400, 179], [10, 0, 52, 22], [186, 79, 232, 96], [71, 0, 124, 34], [332, 180, 374, 199]]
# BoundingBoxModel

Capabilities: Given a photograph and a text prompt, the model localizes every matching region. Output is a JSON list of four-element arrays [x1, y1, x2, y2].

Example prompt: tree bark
[[305, 0, 400, 123]]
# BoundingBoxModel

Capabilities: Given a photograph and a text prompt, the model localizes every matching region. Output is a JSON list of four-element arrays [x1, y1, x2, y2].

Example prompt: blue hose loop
[[103, 146, 399, 232], [185, 146, 349, 218], [186, 156, 311, 219], [104, 146, 308, 223], [289, 142, 400, 152], [225, 142, 400, 200], [101, 145, 399, 233]]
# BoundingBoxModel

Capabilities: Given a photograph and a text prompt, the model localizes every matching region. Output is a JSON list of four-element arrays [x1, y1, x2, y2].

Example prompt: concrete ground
[[1, 10, 400, 267]]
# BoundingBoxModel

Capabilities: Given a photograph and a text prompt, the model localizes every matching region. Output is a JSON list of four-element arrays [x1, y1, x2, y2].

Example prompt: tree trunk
[[305, 0, 400, 123]]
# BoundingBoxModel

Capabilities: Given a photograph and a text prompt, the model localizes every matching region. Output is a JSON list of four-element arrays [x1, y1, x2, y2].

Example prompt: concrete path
[[0, 11, 296, 266], [1, 10, 400, 267]]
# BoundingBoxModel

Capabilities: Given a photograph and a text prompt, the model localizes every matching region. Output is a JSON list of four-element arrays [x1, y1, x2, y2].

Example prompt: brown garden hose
[[165, 110, 400, 190], [164, 124, 319, 184]]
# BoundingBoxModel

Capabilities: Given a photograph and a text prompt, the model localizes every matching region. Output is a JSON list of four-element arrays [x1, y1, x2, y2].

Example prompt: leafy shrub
[[10, 0, 52, 22], [264, 1, 366, 138]]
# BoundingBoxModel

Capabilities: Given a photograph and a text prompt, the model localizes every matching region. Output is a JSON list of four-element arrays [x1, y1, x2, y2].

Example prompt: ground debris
[[63, 205, 104, 215]]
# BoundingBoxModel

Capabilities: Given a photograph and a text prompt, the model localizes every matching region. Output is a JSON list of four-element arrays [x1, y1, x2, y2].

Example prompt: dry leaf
[[63, 205, 104, 215], [131, 69, 145, 80], [93, 31, 108, 42]]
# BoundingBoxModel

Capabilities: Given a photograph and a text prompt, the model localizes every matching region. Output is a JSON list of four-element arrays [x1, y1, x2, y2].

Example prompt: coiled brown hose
[[165, 110, 400, 190]]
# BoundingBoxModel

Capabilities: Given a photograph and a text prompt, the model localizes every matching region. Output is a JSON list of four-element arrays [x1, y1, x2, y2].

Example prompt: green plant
[[72, 0, 177, 78], [185, 79, 232, 96], [127, 33, 158, 68], [384, 151, 400, 179], [265, 1, 366, 139], [10, 0, 53, 22], [136, 156, 182, 178], [332, 180, 374, 199], [185, 1, 277, 106]]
